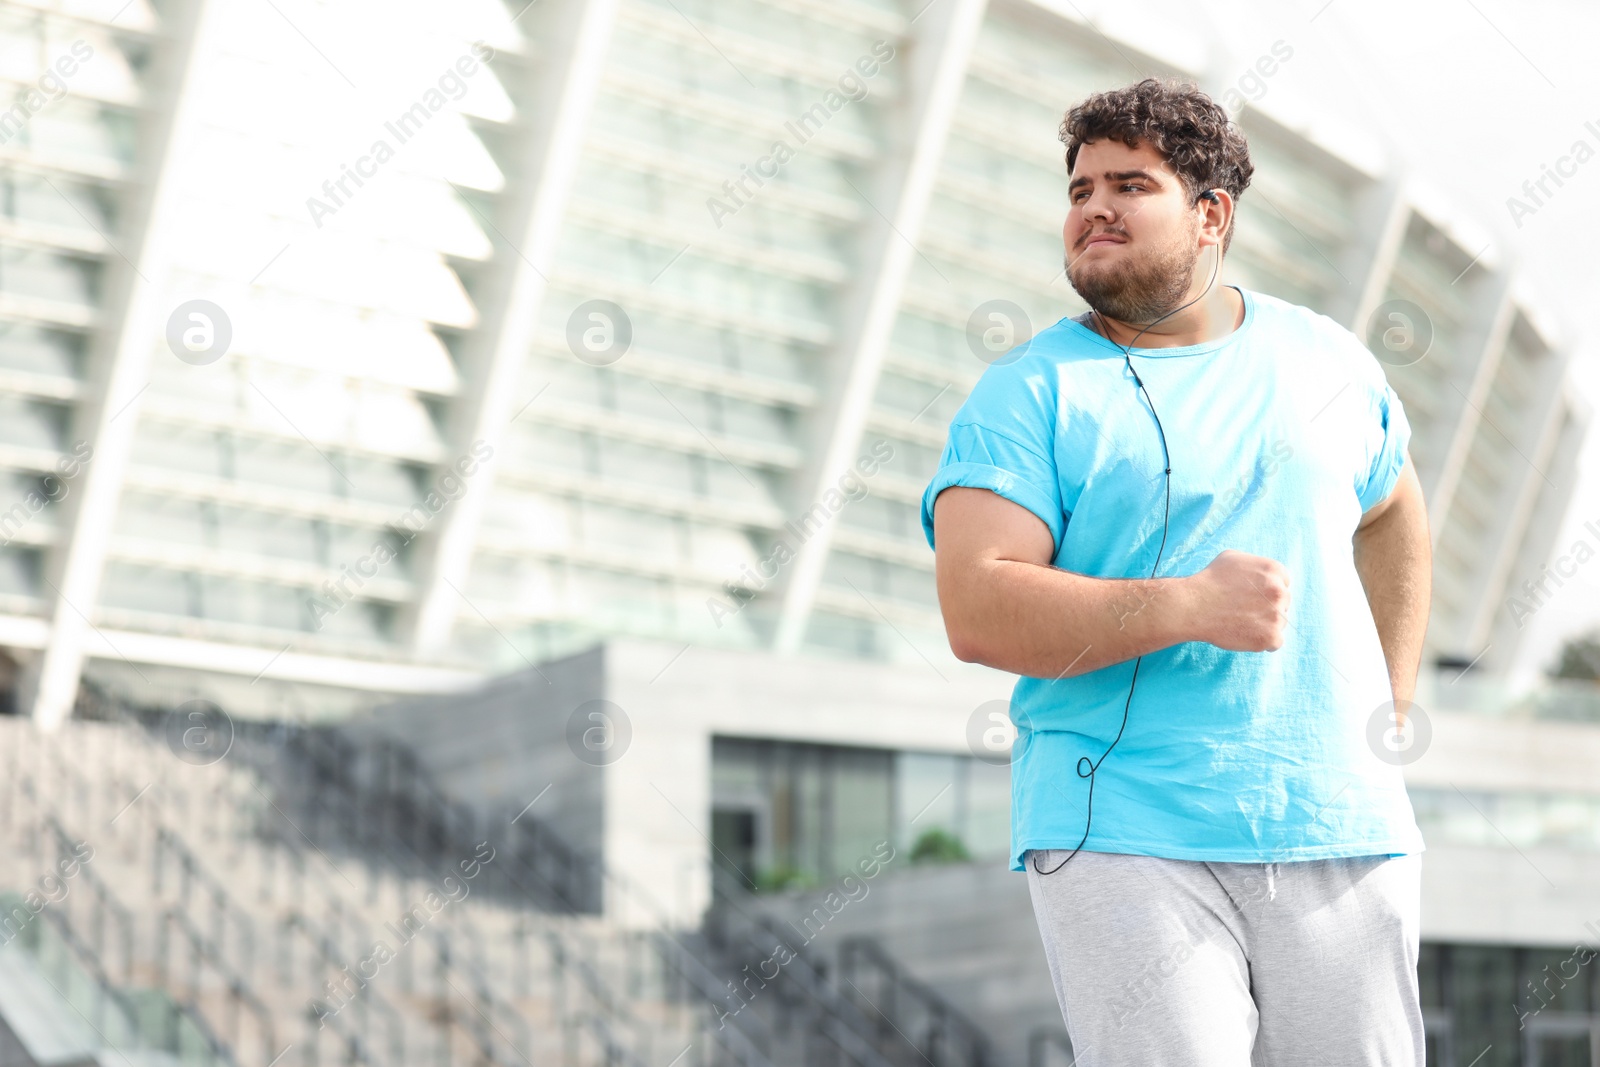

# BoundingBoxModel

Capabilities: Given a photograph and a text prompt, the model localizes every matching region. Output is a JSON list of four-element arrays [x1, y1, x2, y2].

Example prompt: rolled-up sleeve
[[920, 420, 1065, 557], [1356, 376, 1411, 514]]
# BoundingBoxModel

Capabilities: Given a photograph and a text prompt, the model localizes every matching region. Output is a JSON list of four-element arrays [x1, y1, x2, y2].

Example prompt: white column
[[18, 0, 212, 730], [1461, 336, 1573, 654], [772, 0, 990, 654], [1426, 269, 1516, 537], [1477, 392, 1588, 674], [406, 0, 620, 657], [1336, 173, 1409, 333]]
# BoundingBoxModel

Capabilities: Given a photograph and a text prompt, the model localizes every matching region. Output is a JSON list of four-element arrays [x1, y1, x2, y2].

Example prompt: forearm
[[1353, 502, 1431, 705], [942, 558, 1203, 679]]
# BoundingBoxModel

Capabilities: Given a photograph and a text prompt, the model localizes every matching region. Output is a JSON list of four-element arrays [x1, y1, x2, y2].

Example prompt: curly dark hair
[[1060, 77, 1254, 254]]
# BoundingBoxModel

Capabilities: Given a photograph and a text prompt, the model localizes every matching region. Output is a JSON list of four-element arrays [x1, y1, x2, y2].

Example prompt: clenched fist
[[1190, 550, 1291, 652]]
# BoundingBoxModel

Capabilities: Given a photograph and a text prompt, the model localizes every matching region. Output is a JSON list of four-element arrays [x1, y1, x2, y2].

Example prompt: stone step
[[1, 716, 722, 1067]]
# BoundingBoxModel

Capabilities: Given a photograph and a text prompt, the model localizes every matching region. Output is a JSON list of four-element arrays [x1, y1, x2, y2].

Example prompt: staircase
[[0, 698, 999, 1067], [0, 713, 701, 1067]]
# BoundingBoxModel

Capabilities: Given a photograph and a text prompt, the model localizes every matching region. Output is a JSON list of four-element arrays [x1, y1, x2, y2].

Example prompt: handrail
[[360, 744, 781, 1067], [154, 824, 259, 973], [578, 1011, 651, 1067], [840, 936, 995, 1067], [278, 909, 406, 1067], [31, 899, 237, 1067], [240, 720, 750, 1067], [428, 928, 534, 1067], [492, 804, 597, 913], [706, 872, 900, 1067], [45, 814, 134, 982], [645, 928, 775, 1067], [230, 723, 535, 1067], [49, 691, 788, 1067], [156, 906, 279, 1067], [1027, 1027, 1074, 1067], [16, 737, 241, 1067]]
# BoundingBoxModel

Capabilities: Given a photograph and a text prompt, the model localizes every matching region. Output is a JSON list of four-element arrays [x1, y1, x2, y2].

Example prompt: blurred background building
[[0, 0, 1595, 1065]]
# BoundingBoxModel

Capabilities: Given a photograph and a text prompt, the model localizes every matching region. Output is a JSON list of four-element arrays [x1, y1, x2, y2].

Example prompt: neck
[[1092, 281, 1243, 350]]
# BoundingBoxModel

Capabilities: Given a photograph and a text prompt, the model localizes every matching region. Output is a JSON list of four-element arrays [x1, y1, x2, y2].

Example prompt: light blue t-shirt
[[921, 286, 1426, 871]]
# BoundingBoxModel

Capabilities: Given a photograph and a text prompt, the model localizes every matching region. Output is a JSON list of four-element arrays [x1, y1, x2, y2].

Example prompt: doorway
[[1526, 1015, 1598, 1067]]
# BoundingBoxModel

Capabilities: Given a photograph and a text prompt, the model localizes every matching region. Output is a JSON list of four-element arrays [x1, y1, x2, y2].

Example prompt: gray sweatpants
[[1025, 848, 1424, 1066]]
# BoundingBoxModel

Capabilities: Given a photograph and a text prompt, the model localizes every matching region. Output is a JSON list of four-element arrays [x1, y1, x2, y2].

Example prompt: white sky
[[1058, 0, 1600, 684]]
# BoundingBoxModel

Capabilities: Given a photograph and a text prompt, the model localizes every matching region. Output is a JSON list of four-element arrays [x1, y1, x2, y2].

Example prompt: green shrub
[[755, 864, 817, 892], [909, 828, 971, 864]]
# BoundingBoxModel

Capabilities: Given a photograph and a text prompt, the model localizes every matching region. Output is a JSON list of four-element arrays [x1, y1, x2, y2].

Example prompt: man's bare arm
[[1352, 453, 1431, 705], [932, 486, 1290, 679]]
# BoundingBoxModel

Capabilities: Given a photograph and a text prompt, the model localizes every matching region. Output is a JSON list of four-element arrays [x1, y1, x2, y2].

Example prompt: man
[[921, 78, 1432, 1065]]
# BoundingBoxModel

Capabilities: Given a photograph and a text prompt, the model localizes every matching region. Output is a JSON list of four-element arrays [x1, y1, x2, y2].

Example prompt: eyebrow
[[1067, 168, 1165, 194]]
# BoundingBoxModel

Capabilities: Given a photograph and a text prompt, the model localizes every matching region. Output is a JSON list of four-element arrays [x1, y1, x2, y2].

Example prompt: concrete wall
[[345, 644, 610, 907]]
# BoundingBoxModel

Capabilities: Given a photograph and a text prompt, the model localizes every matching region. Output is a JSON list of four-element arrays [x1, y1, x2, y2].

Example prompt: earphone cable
[[1032, 204, 1226, 876]]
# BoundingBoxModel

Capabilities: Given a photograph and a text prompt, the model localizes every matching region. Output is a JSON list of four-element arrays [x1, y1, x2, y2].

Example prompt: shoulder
[[1246, 288, 1389, 383], [1246, 288, 1346, 341], [958, 315, 1101, 404]]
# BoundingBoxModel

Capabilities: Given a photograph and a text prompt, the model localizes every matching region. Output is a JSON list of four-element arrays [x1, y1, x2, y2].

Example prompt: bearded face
[[1062, 138, 1210, 326], [1066, 209, 1201, 324]]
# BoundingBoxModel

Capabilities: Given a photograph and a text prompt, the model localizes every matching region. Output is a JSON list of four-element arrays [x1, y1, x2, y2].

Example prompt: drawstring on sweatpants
[[1265, 862, 1279, 902]]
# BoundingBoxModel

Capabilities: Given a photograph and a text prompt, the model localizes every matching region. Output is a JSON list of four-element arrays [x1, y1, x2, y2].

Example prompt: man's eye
[[1071, 184, 1143, 202]]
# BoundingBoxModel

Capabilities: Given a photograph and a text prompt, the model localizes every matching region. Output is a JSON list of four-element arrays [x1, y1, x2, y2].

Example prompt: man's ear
[[1198, 188, 1233, 248]]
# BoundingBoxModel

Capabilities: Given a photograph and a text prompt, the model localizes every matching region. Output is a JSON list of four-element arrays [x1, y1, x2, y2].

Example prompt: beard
[[1066, 219, 1200, 324]]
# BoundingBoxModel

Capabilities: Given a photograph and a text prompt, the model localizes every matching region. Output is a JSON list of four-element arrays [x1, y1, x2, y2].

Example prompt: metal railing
[[154, 825, 260, 975], [155, 907, 280, 1067], [704, 870, 902, 1067], [1027, 1028, 1074, 1067], [29, 689, 1000, 1067], [839, 937, 994, 1067], [0, 885, 235, 1067], [9, 721, 405, 1067], [254, 719, 778, 1067]]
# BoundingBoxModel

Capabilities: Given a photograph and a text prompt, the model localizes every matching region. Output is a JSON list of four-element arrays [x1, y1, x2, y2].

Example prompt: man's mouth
[[1083, 233, 1127, 248]]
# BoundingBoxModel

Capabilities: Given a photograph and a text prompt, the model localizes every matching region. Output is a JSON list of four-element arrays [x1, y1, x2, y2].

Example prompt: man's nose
[[1078, 191, 1115, 226]]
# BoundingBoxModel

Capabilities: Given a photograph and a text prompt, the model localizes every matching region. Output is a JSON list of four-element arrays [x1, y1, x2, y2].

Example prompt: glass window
[[0, 321, 81, 378], [511, 423, 590, 474], [712, 738, 1014, 891], [100, 562, 196, 617], [117, 493, 208, 546], [232, 437, 336, 495], [594, 437, 698, 496], [0, 394, 64, 449], [214, 505, 318, 562], [130, 423, 227, 478], [200, 574, 306, 631], [1522, 946, 1592, 1017], [578, 499, 679, 563], [0, 244, 96, 306], [568, 565, 669, 632], [29, 98, 134, 167], [1451, 946, 1519, 1067], [0, 171, 111, 235], [720, 396, 790, 447], [712, 737, 894, 891], [481, 488, 573, 551], [0, 544, 37, 596], [342, 456, 423, 508]]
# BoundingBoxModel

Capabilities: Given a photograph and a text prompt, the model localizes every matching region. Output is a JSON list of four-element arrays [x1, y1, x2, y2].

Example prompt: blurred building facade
[[0, 0, 1582, 725], [0, 0, 1595, 1065]]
